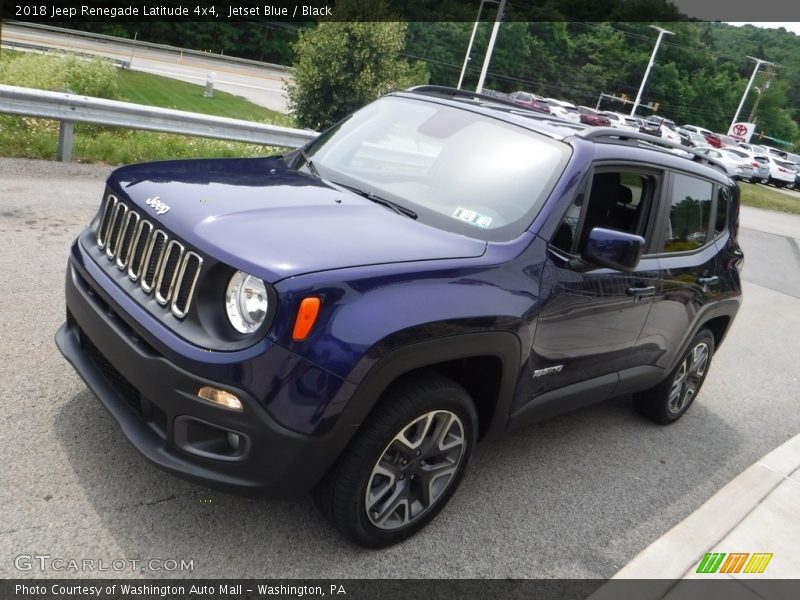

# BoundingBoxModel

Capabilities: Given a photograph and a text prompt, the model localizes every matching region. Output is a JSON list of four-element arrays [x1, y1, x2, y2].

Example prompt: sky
[[671, 0, 800, 23]]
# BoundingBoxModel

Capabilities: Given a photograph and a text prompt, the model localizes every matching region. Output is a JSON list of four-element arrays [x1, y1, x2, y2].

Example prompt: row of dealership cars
[[667, 121, 798, 189], [506, 90, 800, 190]]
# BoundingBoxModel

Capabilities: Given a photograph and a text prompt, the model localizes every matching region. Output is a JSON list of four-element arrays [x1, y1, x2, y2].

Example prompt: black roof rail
[[403, 85, 590, 134], [406, 85, 526, 110], [576, 127, 728, 172]]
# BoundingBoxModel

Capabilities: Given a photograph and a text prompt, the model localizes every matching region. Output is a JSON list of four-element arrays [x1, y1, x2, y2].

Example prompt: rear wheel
[[314, 371, 477, 547], [633, 329, 714, 424]]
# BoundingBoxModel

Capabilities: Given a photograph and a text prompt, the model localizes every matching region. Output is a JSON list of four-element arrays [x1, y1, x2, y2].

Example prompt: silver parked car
[[694, 147, 754, 180], [724, 147, 770, 183]]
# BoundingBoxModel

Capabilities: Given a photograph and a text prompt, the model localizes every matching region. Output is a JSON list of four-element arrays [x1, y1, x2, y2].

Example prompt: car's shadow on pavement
[[52, 390, 365, 577], [53, 387, 743, 578]]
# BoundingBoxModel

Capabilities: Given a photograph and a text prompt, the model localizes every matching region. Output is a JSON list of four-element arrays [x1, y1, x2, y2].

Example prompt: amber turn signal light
[[293, 297, 321, 341], [197, 386, 243, 411]]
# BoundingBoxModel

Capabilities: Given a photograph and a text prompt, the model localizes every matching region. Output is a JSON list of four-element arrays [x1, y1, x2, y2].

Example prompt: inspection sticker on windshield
[[453, 207, 492, 228]]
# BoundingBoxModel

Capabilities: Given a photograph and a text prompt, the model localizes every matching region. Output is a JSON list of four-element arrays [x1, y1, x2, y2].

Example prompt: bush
[[0, 52, 119, 98], [286, 1, 428, 130]]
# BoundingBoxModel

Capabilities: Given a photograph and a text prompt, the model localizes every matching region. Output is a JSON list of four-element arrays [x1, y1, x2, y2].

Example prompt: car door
[[637, 170, 722, 372], [511, 166, 662, 421]]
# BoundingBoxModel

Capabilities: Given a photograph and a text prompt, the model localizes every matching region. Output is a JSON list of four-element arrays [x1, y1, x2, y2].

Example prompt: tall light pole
[[475, 0, 507, 94], [730, 56, 774, 130], [457, 0, 499, 90], [630, 25, 673, 117], [747, 78, 772, 123]]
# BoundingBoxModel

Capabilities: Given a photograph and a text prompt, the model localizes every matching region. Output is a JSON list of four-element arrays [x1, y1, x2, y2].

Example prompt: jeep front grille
[[95, 194, 202, 318]]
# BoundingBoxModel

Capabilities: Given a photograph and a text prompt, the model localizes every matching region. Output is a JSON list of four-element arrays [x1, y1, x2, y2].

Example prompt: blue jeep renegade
[[56, 86, 743, 547]]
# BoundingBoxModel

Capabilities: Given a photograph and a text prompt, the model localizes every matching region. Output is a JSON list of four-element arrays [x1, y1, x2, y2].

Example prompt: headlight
[[225, 271, 268, 333]]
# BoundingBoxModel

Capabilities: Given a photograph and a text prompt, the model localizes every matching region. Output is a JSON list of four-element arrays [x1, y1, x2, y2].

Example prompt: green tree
[[287, 3, 428, 130]]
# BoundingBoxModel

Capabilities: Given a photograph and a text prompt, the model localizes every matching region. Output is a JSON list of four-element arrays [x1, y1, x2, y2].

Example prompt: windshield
[[301, 96, 571, 241]]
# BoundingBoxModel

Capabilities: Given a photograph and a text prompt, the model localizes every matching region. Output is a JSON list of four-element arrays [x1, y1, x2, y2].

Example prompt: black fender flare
[[327, 331, 523, 451]]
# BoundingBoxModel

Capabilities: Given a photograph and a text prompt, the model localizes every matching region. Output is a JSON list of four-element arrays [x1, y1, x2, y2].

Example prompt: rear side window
[[661, 173, 713, 253], [714, 187, 729, 237]]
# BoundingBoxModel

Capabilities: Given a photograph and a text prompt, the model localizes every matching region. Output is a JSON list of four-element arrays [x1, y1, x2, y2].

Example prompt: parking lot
[[1, 157, 799, 579]]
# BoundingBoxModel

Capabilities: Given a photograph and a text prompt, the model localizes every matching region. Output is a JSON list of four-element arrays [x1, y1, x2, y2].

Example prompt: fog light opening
[[226, 432, 241, 450], [197, 386, 243, 411]]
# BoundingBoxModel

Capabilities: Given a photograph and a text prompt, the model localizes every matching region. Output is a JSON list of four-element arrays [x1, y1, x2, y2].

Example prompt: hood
[[107, 157, 487, 282]]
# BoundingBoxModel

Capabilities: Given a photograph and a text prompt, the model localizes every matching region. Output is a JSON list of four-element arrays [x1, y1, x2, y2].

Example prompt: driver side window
[[551, 169, 657, 254]]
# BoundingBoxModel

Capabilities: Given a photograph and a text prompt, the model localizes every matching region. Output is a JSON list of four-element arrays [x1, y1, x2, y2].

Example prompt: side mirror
[[581, 227, 645, 272]]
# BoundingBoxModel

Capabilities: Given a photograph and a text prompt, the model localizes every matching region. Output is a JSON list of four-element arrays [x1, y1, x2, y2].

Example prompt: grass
[[0, 51, 293, 165], [738, 182, 800, 215], [115, 69, 291, 125]]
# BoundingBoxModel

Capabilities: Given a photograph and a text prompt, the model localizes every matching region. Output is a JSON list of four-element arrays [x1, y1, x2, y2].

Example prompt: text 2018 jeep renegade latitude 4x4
[[57, 86, 742, 547]]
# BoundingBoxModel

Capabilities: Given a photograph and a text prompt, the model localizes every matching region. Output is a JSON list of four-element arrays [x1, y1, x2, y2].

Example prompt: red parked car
[[577, 106, 611, 127], [704, 133, 723, 148], [508, 91, 552, 114]]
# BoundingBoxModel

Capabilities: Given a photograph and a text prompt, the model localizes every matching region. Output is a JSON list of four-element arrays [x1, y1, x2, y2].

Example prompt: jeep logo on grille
[[145, 196, 170, 216]]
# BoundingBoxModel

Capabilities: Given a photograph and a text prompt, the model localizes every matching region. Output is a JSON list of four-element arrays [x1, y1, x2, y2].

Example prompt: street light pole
[[730, 56, 774, 130], [457, 0, 498, 90], [747, 78, 771, 124], [475, 0, 506, 94], [630, 25, 673, 117]]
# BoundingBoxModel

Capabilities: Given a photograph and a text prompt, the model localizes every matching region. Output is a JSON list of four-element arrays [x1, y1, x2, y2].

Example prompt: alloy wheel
[[667, 342, 709, 415], [365, 410, 466, 530]]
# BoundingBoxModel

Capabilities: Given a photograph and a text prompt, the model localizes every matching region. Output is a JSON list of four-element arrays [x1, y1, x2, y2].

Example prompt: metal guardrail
[[1, 38, 131, 68], [0, 84, 317, 162]]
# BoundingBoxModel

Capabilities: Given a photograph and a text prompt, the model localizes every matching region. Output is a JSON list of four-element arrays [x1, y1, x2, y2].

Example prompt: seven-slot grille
[[95, 194, 202, 318]]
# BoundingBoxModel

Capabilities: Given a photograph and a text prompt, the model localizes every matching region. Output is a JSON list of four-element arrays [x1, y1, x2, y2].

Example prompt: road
[[1, 157, 799, 579], [0, 23, 290, 112]]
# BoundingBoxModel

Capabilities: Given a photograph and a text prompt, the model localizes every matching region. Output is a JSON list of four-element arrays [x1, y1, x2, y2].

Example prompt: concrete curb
[[588, 433, 800, 599]]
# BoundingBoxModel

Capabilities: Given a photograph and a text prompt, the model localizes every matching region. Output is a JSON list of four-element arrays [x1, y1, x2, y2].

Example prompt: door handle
[[626, 285, 656, 297], [697, 276, 720, 286]]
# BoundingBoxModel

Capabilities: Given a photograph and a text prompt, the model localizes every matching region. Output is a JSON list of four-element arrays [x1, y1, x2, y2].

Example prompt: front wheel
[[314, 371, 477, 547], [633, 329, 715, 424]]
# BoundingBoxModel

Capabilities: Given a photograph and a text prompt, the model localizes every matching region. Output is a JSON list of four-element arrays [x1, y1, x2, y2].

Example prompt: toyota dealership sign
[[728, 122, 756, 143]]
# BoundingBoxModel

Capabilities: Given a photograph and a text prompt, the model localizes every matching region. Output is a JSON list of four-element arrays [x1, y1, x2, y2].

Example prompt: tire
[[760, 178, 770, 185], [633, 329, 715, 425], [314, 371, 478, 547]]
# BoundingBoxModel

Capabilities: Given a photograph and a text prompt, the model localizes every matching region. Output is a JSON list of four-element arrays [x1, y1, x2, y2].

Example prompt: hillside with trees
[[57, 4, 800, 146]]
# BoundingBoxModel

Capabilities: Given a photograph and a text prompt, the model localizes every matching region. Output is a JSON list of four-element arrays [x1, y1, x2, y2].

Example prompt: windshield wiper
[[295, 149, 320, 178], [332, 181, 417, 219]]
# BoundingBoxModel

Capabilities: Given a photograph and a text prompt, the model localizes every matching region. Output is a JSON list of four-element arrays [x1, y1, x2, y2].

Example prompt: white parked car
[[682, 124, 714, 137], [545, 98, 581, 123], [660, 124, 682, 144], [694, 147, 755, 180], [601, 111, 639, 130], [724, 147, 769, 183], [676, 128, 708, 147], [723, 147, 770, 183], [764, 155, 797, 188]]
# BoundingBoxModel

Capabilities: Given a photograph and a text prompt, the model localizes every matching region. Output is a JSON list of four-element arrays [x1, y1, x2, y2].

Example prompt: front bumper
[[56, 255, 350, 498]]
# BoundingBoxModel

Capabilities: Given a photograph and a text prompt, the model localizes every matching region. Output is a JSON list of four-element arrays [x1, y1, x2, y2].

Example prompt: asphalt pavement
[[0, 158, 798, 579]]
